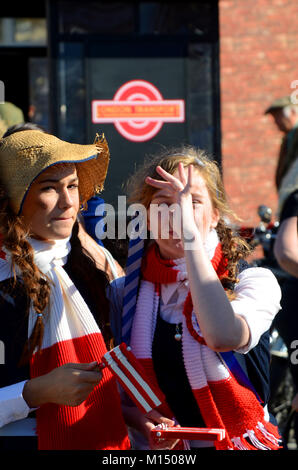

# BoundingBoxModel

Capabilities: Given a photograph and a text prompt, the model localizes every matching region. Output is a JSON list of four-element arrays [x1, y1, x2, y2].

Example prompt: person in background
[[265, 96, 298, 214], [0, 102, 24, 138], [266, 97, 298, 445], [0, 129, 130, 450], [274, 190, 298, 278], [273, 188, 298, 443]]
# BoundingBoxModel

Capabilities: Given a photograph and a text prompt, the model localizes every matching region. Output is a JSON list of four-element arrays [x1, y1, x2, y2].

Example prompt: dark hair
[[67, 221, 112, 348], [2, 122, 47, 138]]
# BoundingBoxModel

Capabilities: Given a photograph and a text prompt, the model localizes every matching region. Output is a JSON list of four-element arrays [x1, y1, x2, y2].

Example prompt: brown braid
[[0, 190, 51, 362], [0, 187, 113, 362]]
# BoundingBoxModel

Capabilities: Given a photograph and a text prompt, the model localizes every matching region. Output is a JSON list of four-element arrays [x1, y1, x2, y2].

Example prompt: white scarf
[[160, 229, 218, 323], [0, 237, 132, 451], [0, 237, 101, 350]]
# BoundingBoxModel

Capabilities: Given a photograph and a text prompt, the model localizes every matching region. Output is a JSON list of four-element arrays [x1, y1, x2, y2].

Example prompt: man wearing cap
[[265, 96, 298, 197], [266, 97, 298, 445], [0, 102, 24, 138]]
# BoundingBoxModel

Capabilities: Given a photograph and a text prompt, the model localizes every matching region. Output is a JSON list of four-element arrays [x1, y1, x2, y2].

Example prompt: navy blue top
[[152, 314, 206, 426], [0, 262, 102, 388], [280, 189, 298, 222]]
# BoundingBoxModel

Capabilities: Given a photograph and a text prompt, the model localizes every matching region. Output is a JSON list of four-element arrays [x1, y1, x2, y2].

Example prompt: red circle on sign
[[113, 80, 163, 142]]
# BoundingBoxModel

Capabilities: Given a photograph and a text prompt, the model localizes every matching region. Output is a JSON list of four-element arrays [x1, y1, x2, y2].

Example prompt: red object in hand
[[103, 343, 165, 414], [151, 425, 225, 442]]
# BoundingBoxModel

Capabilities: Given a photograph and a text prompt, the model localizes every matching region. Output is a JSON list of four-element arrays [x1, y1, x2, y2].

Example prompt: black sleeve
[[0, 280, 30, 387], [280, 190, 298, 223]]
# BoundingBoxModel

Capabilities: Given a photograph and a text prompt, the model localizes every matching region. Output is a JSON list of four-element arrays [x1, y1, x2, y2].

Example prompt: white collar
[[2, 237, 71, 277]]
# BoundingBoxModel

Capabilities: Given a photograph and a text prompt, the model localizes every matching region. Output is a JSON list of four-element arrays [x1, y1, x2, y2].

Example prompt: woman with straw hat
[[0, 130, 130, 450]]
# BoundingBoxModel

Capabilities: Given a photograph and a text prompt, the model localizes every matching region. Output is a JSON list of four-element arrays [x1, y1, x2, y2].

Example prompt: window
[[57, 1, 216, 38], [0, 18, 47, 46]]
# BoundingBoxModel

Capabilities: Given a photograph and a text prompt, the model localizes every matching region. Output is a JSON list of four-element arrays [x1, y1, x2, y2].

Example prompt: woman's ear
[[211, 208, 220, 229]]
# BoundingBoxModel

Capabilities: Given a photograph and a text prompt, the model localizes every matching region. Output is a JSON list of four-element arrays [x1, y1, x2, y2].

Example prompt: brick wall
[[219, 0, 298, 228]]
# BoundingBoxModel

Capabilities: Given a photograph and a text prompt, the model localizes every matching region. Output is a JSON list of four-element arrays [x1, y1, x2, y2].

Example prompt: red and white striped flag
[[103, 342, 165, 414]]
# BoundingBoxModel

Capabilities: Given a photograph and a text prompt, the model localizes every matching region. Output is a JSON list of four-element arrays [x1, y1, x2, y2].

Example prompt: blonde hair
[[126, 145, 251, 297]]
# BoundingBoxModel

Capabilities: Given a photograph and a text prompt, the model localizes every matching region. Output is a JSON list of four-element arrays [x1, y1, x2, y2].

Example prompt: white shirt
[[0, 382, 33, 434], [160, 262, 281, 354]]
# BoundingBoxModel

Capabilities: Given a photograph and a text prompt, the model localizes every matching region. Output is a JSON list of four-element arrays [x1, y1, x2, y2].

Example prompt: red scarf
[[130, 242, 281, 450], [142, 242, 229, 346], [0, 239, 130, 450], [27, 239, 130, 450], [30, 334, 130, 450]]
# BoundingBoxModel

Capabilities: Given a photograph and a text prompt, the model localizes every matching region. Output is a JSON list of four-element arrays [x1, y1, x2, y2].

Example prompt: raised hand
[[145, 163, 201, 244]]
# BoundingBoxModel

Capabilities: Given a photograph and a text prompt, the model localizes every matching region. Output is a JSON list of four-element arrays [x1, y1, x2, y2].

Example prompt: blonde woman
[[112, 146, 282, 450]]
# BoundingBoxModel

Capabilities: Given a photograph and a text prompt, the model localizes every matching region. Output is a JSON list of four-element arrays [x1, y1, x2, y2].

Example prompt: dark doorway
[[1, 47, 46, 124]]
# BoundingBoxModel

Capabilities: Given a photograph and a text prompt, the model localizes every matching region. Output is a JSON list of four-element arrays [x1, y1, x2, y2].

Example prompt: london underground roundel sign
[[92, 80, 185, 142]]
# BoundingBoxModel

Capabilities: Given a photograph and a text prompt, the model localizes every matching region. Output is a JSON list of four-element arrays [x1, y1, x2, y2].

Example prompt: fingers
[[150, 437, 180, 451], [187, 164, 193, 187], [145, 409, 175, 427], [146, 166, 184, 192], [156, 166, 184, 191], [90, 362, 106, 372], [145, 176, 174, 191], [69, 361, 98, 370], [78, 371, 103, 384], [178, 162, 187, 186], [66, 361, 106, 372], [146, 165, 194, 194], [64, 362, 105, 384]]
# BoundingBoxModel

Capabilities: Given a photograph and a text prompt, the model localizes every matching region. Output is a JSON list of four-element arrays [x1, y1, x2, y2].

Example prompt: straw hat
[[0, 130, 110, 214]]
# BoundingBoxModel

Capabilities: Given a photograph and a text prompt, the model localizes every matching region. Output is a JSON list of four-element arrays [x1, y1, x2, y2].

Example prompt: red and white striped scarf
[[129, 242, 281, 450], [1, 238, 130, 450]]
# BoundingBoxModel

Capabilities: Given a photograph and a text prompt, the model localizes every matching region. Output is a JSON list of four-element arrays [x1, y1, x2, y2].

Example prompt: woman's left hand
[[144, 409, 181, 450], [145, 163, 200, 240], [122, 404, 180, 450]]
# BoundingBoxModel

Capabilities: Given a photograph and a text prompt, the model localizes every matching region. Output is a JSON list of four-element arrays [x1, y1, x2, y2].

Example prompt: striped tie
[[121, 233, 144, 344]]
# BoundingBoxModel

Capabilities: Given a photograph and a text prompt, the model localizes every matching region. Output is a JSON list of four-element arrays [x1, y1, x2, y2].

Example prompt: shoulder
[[237, 265, 279, 282], [232, 266, 281, 319], [280, 189, 298, 222], [235, 266, 281, 299], [232, 267, 281, 353]]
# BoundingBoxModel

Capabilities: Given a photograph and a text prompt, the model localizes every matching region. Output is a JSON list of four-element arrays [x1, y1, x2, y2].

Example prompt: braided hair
[[0, 185, 112, 362]]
